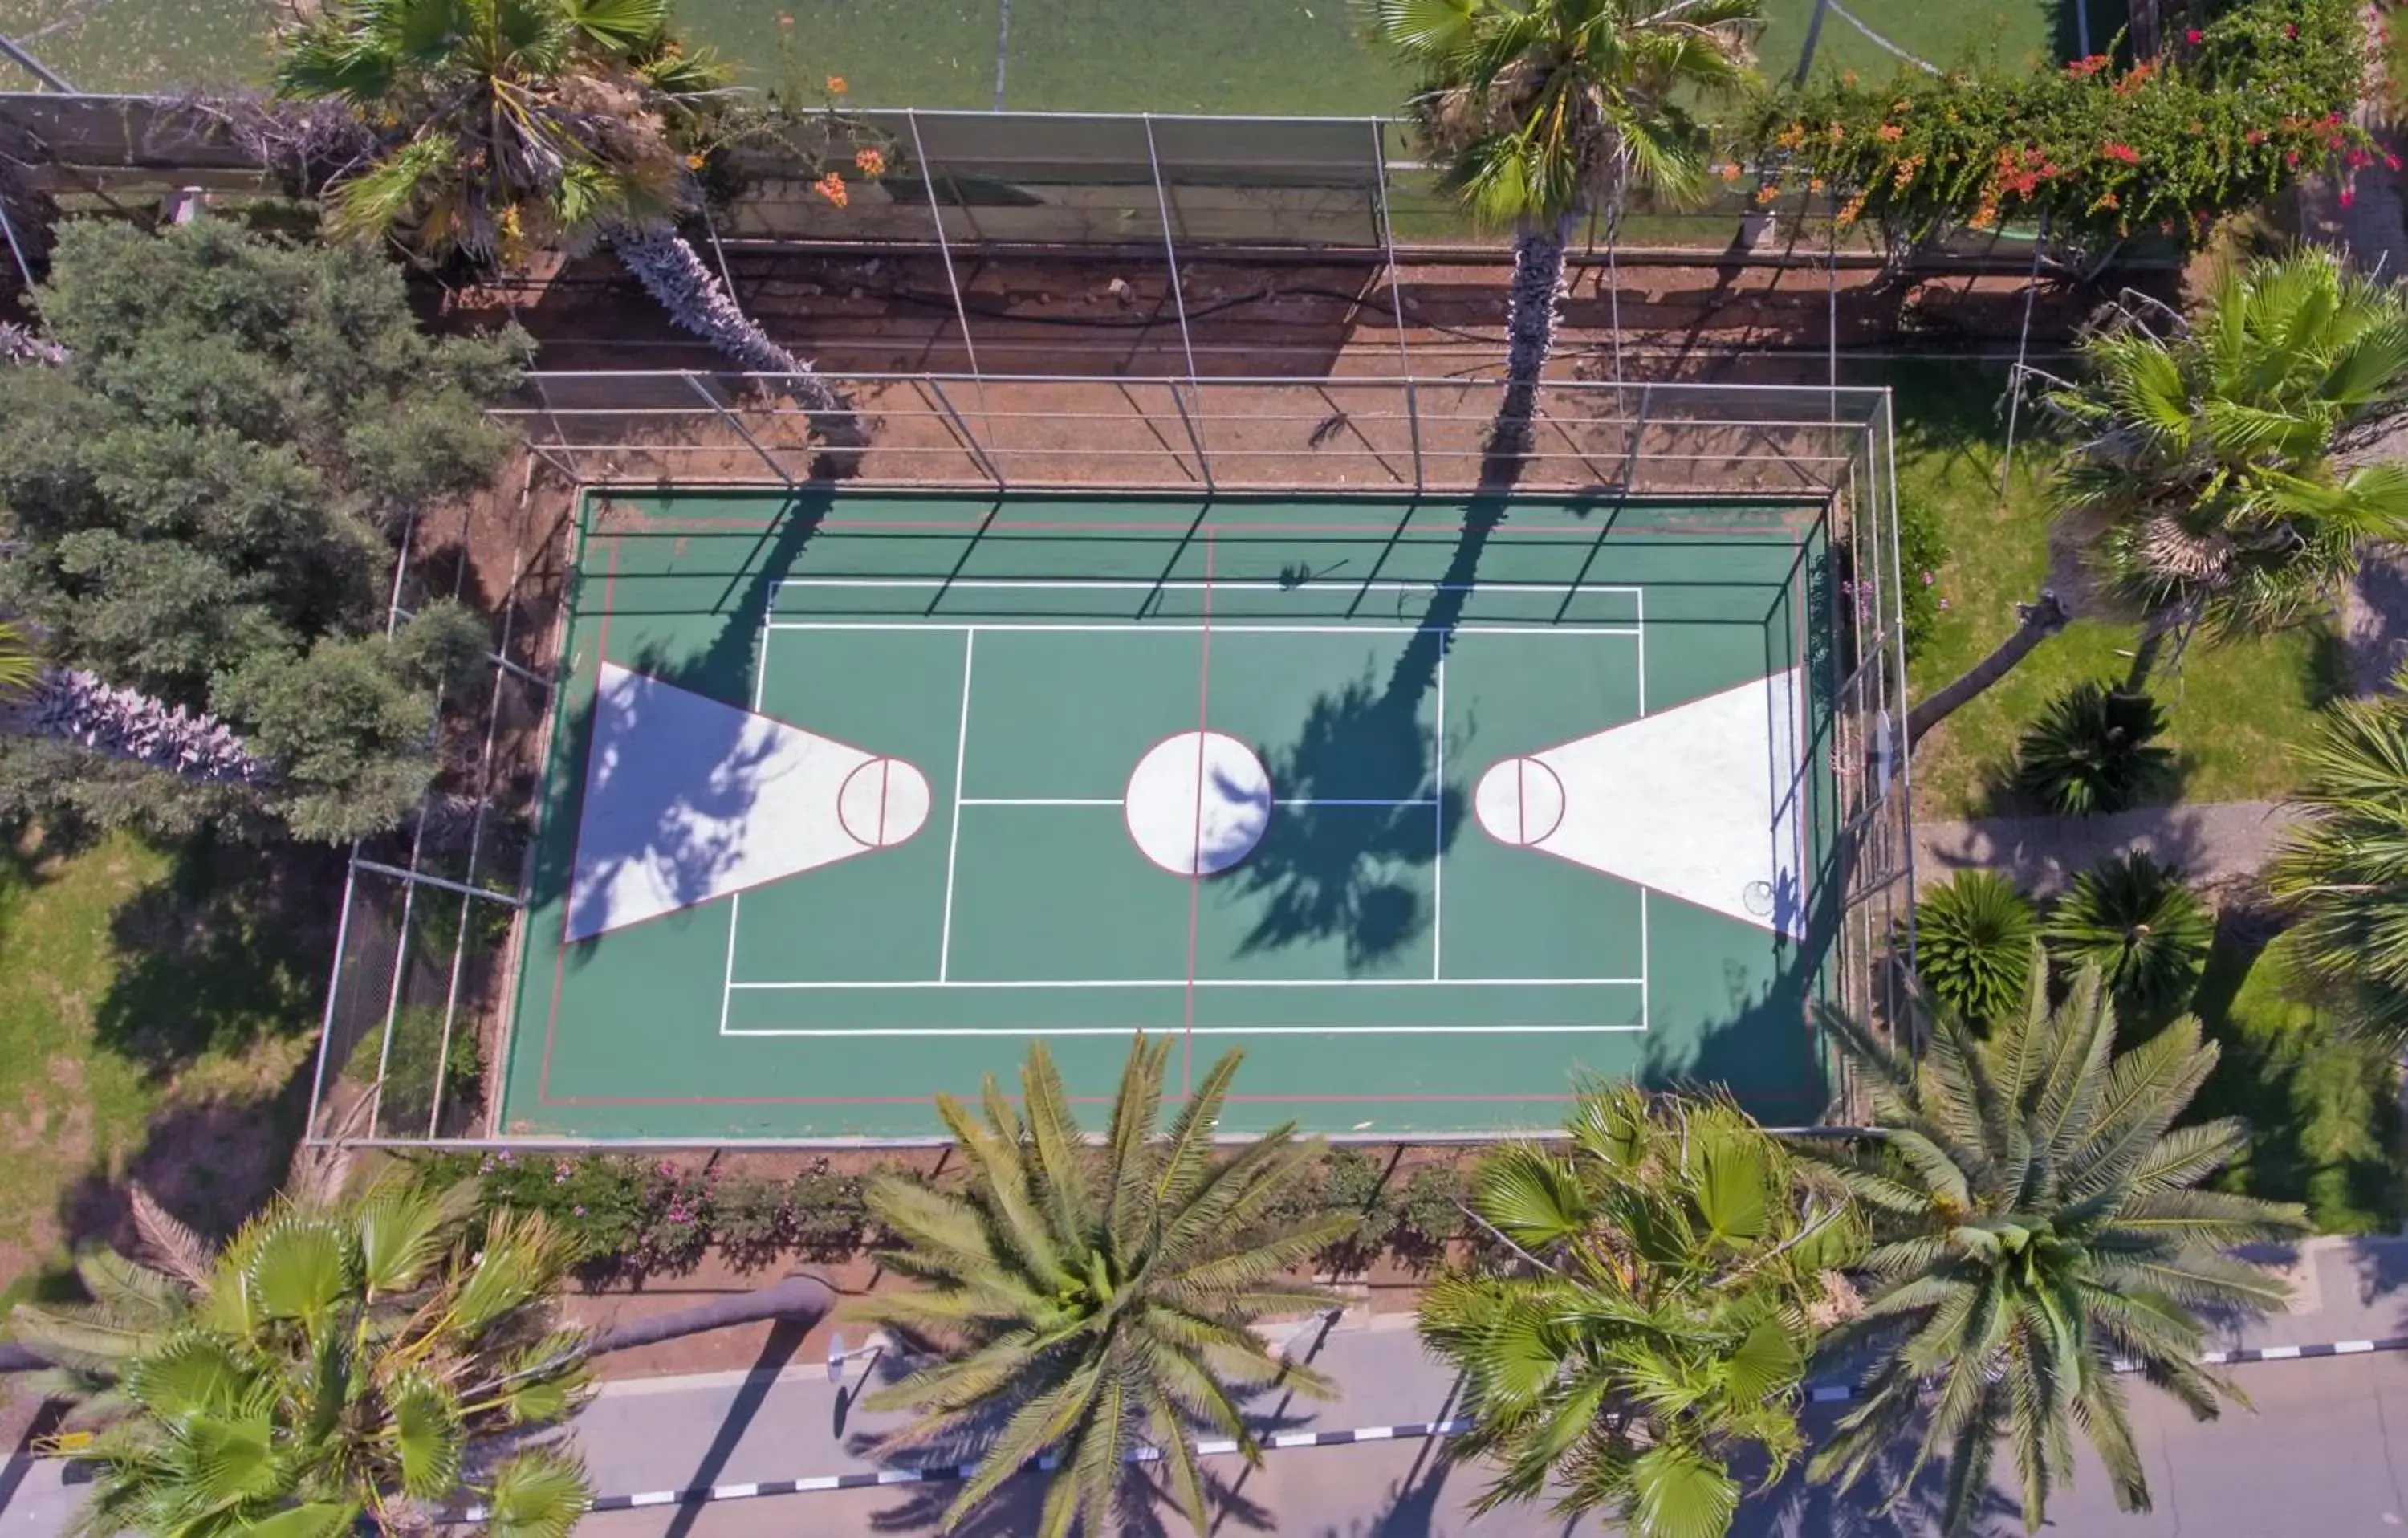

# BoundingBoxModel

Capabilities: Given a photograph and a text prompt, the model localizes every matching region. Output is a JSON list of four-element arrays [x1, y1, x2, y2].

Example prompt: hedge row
[[430, 1148, 1476, 1280]]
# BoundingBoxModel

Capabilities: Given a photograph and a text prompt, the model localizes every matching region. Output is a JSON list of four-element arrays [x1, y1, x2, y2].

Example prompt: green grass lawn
[[10, 0, 2059, 109], [0, 832, 326, 1314], [2186, 922, 2405, 1235], [1868, 359, 2332, 820]]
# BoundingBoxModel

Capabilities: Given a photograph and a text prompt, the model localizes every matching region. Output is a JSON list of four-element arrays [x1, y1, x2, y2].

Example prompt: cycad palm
[[273, 0, 852, 429], [23, 1174, 592, 1538], [2050, 250, 2408, 636], [1369, 0, 1761, 444], [850, 1035, 1350, 1538], [1805, 966, 2307, 1536], [2267, 678, 2408, 1040], [1418, 1084, 1863, 1538]]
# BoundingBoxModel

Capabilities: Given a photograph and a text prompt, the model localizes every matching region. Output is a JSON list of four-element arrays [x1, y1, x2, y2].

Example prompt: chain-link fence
[[310, 373, 1911, 1144]]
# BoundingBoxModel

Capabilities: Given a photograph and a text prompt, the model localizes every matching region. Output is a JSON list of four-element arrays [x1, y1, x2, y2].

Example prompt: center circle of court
[[837, 757, 934, 848], [1124, 731, 1272, 877]]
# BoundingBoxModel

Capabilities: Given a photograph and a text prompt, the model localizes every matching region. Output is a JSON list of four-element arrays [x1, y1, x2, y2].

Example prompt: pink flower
[[2285, 22, 2299, 38], [2344, 185, 2359, 208], [2185, 27, 2202, 44], [2390, 153, 2404, 172]]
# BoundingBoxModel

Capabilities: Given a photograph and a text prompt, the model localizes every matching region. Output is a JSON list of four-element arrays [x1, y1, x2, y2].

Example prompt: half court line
[[725, 976, 1645, 990], [721, 1023, 1650, 1038], [934, 631, 977, 982], [767, 622, 1642, 637], [954, 796, 1439, 808]]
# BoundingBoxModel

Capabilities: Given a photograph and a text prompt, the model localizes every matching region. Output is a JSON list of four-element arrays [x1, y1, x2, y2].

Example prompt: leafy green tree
[[23, 1173, 592, 1538], [1369, 0, 1760, 447], [273, 0, 852, 433], [1805, 969, 2307, 1536], [2050, 250, 2408, 637], [848, 1035, 1348, 1538], [1419, 1084, 1862, 1538], [2268, 679, 2408, 1041], [0, 219, 520, 841]]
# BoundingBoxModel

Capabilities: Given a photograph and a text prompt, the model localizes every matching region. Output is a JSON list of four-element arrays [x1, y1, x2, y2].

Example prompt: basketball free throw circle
[[837, 757, 933, 848], [1124, 730, 1272, 876], [1473, 756, 1567, 847]]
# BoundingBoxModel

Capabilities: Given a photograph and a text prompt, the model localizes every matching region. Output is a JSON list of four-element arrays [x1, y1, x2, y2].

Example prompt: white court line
[[727, 1025, 1644, 1038], [954, 797, 1438, 808], [1639, 890, 1650, 1030], [934, 631, 976, 982], [1635, 587, 1647, 716], [767, 622, 1641, 637], [772, 578, 1645, 594], [1432, 654, 1446, 981], [726, 975, 1642, 991], [716, 608, 777, 1036]]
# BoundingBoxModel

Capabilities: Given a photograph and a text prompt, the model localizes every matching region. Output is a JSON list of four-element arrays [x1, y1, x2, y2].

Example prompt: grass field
[[6, 0, 2060, 111], [1871, 360, 2332, 820], [0, 832, 324, 1312]]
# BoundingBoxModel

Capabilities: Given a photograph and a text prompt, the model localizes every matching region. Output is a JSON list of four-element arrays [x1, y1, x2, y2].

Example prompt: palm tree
[[2267, 680, 2408, 1040], [1418, 1083, 1864, 1538], [2050, 250, 2408, 641], [26, 1173, 592, 1538], [1369, 0, 1762, 450], [0, 620, 272, 787], [1804, 965, 2307, 1536], [848, 1034, 1350, 1538], [272, 0, 855, 438]]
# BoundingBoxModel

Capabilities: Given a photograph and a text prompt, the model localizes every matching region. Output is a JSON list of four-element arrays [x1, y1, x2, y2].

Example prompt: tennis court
[[498, 488, 1842, 1140]]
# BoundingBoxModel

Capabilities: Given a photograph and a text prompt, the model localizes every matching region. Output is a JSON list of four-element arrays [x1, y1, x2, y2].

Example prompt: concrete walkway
[[1914, 800, 2304, 898]]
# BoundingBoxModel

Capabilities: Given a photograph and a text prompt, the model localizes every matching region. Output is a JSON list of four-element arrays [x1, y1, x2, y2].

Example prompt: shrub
[[1748, 0, 2372, 248], [633, 1162, 714, 1274], [789, 1162, 869, 1259], [2015, 682, 2175, 816], [713, 1174, 791, 1271], [2048, 852, 2213, 1016], [1320, 1148, 1399, 1268], [344, 1002, 482, 1136], [1896, 494, 1950, 660], [1393, 1162, 1466, 1257], [1914, 870, 2039, 1026]]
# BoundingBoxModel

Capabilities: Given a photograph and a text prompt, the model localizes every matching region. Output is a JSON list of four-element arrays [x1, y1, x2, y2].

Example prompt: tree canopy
[[0, 219, 522, 841]]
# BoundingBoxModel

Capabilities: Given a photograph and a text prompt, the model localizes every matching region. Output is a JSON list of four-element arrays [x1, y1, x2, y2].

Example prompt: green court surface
[[500, 490, 1842, 1141]]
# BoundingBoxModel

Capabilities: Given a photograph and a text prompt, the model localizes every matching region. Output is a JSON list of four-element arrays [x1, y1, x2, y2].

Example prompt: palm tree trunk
[[13, 669, 272, 786], [1905, 591, 2072, 748], [586, 1271, 836, 1356], [606, 222, 863, 450], [1497, 214, 1575, 458]]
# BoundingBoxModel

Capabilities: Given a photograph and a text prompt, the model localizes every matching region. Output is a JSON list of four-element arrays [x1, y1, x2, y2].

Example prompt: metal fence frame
[[307, 372, 1914, 1148]]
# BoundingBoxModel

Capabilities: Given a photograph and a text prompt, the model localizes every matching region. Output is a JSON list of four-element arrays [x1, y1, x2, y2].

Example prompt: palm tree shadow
[[860, 1446, 1283, 1538], [525, 486, 836, 954], [1724, 1415, 2023, 1538], [1229, 424, 1535, 966]]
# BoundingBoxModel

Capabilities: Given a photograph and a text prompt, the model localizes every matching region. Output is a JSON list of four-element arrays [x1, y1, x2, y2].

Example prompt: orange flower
[[1754, 182, 1780, 205], [1877, 123, 1903, 142], [826, 74, 848, 93], [1717, 161, 1743, 182], [775, 11, 791, 23], [814, 172, 849, 207], [1835, 190, 1869, 230], [685, 153, 705, 169], [1828, 121, 1845, 145], [1808, 176, 1826, 193], [854, 148, 886, 175]]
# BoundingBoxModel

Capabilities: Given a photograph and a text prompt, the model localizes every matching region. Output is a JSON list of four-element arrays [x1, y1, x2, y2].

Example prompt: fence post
[[908, 109, 984, 384], [929, 376, 1006, 490], [1404, 376, 1425, 496], [684, 370, 795, 486]]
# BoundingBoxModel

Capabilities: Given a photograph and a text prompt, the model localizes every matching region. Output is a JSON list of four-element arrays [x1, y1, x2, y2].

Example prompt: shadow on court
[[535, 485, 836, 952]]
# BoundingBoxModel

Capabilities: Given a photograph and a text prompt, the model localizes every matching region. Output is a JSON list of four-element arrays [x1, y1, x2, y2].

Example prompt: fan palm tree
[[1418, 1083, 1863, 1538], [2268, 679, 2408, 1041], [2049, 250, 2408, 639], [29, 1173, 592, 1538], [848, 1034, 1350, 1538], [1368, 0, 1762, 450], [1804, 965, 2307, 1536], [272, 0, 854, 437]]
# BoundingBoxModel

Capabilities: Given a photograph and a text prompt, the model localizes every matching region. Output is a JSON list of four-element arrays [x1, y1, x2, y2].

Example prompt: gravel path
[[1914, 800, 2304, 898]]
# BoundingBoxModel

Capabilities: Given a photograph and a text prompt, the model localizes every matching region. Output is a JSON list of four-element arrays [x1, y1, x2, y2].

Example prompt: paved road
[[6, 1236, 2408, 1536]]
